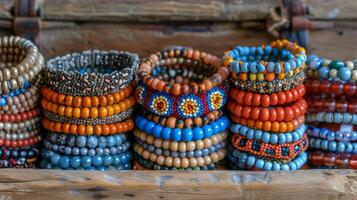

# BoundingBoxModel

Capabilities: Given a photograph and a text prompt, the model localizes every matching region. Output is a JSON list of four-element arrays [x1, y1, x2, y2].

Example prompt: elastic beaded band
[[309, 137, 357, 153], [224, 39, 306, 76], [41, 96, 135, 119], [137, 48, 229, 96], [0, 146, 39, 159], [133, 129, 228, 152], [40, 159, 131, 170], [0, 36, 44, 93], [228, 150, 307, 171], [134, 143, 226, 168], [41, 84, 133, 108], [135, 115, 229, 141], [230, 123, 307, 144], [0, 129, 40, 140], [0, 84, 39, 107], [307, 56, 357, 82], [0, 108, 40, 122], [0, 117, 40, 132], [228, 98, 307, 122], [0, 94, 39, 114], [309, 150, 357, 169], [0, 135, 42, 147], [42, 117, 134, 135], [140, 109, 223, 129], [230, 71, 306, 94], [231, 133, 308, 161], [308, 96, 357, 113], [0, 157, 38, 168], [43, 108, 134, 125], [306, 80, 357, 97], [229, 84, 305, 107], [230, 115, 304, 133], [45, 50, 139, 96], [306, 112, 357, 125], [136, 82, 228, 119], [307, 126, 356, 142]]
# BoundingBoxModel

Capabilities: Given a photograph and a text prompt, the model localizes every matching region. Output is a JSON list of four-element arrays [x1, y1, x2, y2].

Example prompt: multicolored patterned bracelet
[[307, 126, 357, 142], [45, 50, 139, 96], [306, 112, 357, 125], [230, 123, 306, 144], [306, 80, 357, 97], [309, 137, 357, 153], [135, 82, 228, 119], [308, 96, 357, 113], [135, 115, 229, 141], [0, 157, 38, 168], [309, 150, 357, 169]]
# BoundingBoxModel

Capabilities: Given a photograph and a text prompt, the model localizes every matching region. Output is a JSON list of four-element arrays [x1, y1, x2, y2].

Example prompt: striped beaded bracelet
[[306, 112, 357, 125], [309, 137, 357, 153]]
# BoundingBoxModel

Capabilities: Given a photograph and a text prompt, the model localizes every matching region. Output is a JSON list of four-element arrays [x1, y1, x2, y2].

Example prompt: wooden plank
[[0, 169, 355, 200], [303, 0, 357, 20], [41, 0, 278, 22]]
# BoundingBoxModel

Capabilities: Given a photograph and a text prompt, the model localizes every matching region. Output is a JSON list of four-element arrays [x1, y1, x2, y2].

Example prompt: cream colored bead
[[323, 59, 331, 66], [173, 158, 181, 168], [329, 69, 338, 78], [352, 70, 357, 81], [346, 61, 354, 70], [189, 157, 198, 167], [165, 157, 173, 167]]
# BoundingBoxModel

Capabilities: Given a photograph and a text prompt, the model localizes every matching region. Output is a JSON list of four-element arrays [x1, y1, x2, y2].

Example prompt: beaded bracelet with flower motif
[[309, 137, 357, 153], [42, 117, 134, 135], [45, 50, 139, 96], [0, 146, 39, 159], [307, 126, 356, 142], [230, 123, 307, 144], [229, 84, 305, 107], [137, 47, 229, 96], [0, 135, 42, 147], [306, 112, 357, 125], [134, 143, 226, 168], [0, 36, 44, 93], [232, 133, 308, 161], [307, 56, 357, 82], [0, 108, 40, 122], [228, 149, 307, 171], [308, 96, 357, 113], [224, 39, 306, 75], [309, 150, 357, 169], [306, 80, 357, 97], [230, 70, 306, 94], [139, 109, 223, 129], [230, 115, 304, 133], [228, 98, 307, 122], [135, 115, 229, 141], [136, 82, 227, 119], [41, 84, 133, 108], [133, 129, 228, 152]]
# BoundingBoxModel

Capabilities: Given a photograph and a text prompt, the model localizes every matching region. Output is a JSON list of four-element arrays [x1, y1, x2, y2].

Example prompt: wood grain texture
[[0, 169, 355, 200], [303, 0, 357, 20], [0, 0, 12, 20]]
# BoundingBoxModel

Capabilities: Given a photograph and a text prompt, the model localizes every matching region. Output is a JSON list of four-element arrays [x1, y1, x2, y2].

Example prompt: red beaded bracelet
[[306, 80, 357, 97], [229, 84, 305, 107], [309, 150, 357, 169], [0, 135, 42, 147], [228, 98, 307, 122], [0, 108, 40, 122], [308, 96, 357, 114]]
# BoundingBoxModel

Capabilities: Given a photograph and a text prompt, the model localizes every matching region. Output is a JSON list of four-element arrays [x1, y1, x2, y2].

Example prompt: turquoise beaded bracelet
[[309, 137, 357, 153], [306, 112, 357, 125]]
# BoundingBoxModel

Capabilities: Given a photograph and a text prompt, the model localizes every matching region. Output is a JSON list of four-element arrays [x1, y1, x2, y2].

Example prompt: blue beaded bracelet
[[307, 126, 357, 142], [309, 137, 357, 153], [0, 146, 39, 158], [40, 159, 131, 170], [306, 112, 357, 125], [135, 115, 229, 141], [230, 123, 306, 144]]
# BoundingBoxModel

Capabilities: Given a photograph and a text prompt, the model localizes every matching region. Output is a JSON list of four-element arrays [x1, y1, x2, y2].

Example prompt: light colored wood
[[0, 169, 355, 200], [303, 0, 357, 20]]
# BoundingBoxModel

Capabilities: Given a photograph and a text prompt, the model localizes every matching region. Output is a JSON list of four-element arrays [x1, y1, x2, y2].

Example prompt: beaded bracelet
[[0, 146, 39, 159], [135, 115, 229, 141], [136, 82, 228, 119], [314, 123, 356, 133], [230, 115, 304, 133], [134, 143, 226, 168], [306, 112, 357, 125], [40, 159, 131, 170], [309, 150, 356, 169], [230, 123, 306, 144], [0, 135, 42, 147], [307, 126, 356, 142], [43, 140, 131, 156], [228, 150, 307, 171], [45, 50, 139, 96], [309, 137, 357, 153], [41, 84, 133, 108], [43, 107, 134, 125], [308, 96, 357, 113], [41, 96, 135, 119], [307, 56, 357, 82], [42, 117, 134, 135], [228, 98, 307, 122], [0, 117, 40, 132], [41, 149, 131, 169], [230, 71, 306, 94], [0, 108, 40, 122], [0, 94, 39, 114], [0, 83, 39, 106], [0, 157, 38, 168], [232, 133, 308, 161], [0, 36, 44, 93], [137, 47, 228, 96], [306, 80, 357, 97], [133, 129, 228, 152], [0, 129, 40, 140], [229, 84, 305, 107], [139, 109, 223, 129], [224, 39, 306, 75]]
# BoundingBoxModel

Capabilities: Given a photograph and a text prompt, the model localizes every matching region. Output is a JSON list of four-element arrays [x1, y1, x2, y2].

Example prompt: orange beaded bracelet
[[41, 96, 135, 119], [42, 117, 134, 135], [41, 84, 133, 108]]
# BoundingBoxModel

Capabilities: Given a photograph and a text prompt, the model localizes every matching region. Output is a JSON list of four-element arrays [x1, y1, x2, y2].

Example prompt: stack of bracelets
[[306, 56, 357, 169], [224, 39, 309, 171], [0, 36, 44, 168], [40, 50, 139, 170], [133, 47, 229, 170]]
